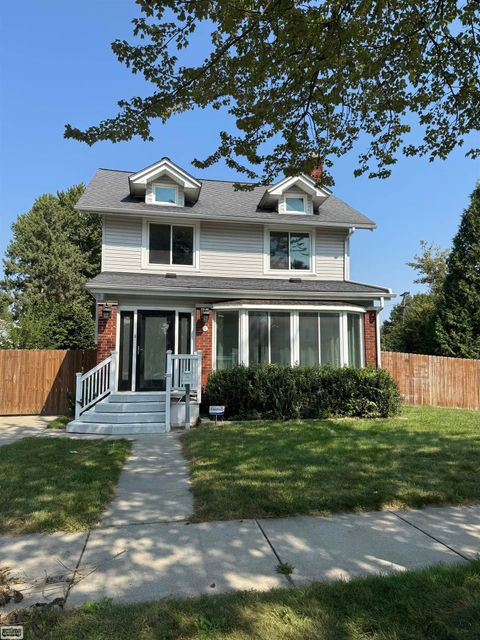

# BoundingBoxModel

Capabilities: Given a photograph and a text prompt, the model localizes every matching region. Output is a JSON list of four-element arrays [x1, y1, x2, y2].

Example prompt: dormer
[[259, 174, 330, 214], [128, 157, 201, 206]]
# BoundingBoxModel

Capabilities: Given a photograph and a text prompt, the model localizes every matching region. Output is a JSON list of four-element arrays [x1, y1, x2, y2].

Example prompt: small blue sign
[[209, 405, 225, 417]]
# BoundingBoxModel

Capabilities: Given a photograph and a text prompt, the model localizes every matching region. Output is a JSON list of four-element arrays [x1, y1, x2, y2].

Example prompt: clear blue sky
[[1, 0, 479, 319]]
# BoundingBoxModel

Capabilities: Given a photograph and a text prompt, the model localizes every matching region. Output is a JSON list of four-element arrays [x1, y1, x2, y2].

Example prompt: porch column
[[364, 310, 378, 368], [97, 302, 118, 364], [195, 307, 213, 387]]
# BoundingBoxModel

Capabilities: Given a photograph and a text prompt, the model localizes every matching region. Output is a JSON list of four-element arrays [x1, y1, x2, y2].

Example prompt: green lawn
[[0, 437, 131, 535], [182, 405, 480, 521], [46, 415, 71, 429], [10, 561, 480, 640]]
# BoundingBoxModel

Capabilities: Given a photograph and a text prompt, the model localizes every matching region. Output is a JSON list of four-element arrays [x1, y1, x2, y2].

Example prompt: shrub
[[203, 364, 401, 420]]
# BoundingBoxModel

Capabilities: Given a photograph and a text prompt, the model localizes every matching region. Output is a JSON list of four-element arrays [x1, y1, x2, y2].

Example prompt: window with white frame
[[285, 195, 306, 213], [148, 223, 194, 266], [249, 311, 291, 365], [153, 185, 177, 204], [216, 311, 239, 370], [269, 231, 311, 271], [215, 309, 364, 369]]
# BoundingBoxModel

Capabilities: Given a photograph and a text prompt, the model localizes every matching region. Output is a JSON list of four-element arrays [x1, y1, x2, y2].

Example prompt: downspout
[[344, 227, 355, 280], [376, 296, 385, 368]]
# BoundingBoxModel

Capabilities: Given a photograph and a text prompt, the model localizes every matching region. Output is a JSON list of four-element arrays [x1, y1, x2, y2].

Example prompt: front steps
[[67, 392, 168, 435]]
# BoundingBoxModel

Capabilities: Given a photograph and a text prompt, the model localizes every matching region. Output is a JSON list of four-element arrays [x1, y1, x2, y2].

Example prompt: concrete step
[[80, 411, 166, 424], [66, 421, 167, 435], [108, 392, 166, 403], [95, 402, 166, 414]]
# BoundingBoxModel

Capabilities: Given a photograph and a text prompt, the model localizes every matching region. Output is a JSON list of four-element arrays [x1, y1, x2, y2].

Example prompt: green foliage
[[406, 240, 449, 296], [2, 184, 101, 349], [65, 1, 480, 183], [203, 364, 401, 420], [436, 183, 480, 358], [381, 293, 439, 355], [382, 240, 448, 355]]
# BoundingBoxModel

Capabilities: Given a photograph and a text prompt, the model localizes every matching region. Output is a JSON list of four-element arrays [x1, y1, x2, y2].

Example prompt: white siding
[[102, 215, 347, 280], [103, 215, 143, 272], [200, 222, 264, 277], [316, 229, 346, 280]]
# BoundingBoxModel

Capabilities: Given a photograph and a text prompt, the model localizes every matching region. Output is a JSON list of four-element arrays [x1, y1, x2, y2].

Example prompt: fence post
[[109, 351, 118, 393], [165, 350, 173, 432], [75, 372, 82, 420]]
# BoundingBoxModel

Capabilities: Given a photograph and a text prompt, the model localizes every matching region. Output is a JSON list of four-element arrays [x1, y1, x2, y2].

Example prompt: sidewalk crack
[[255, 519, 295, 586], [64, 530, 91, 604], [389, 510, 471, 562]]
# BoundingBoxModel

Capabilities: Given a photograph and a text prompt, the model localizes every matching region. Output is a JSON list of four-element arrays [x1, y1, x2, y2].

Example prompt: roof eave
[[85, 281, 394, 300], [75, 204, 376, 230]]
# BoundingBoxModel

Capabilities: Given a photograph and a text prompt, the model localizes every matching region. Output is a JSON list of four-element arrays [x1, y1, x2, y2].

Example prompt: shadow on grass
[[182, 406, 480, 520], [14, 561, 480, 640], [0, 437, 131, 534]]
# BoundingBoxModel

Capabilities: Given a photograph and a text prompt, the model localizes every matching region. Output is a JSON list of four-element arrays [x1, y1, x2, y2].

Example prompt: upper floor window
[[149, 223, 194, 266], [285, 196, 306, 213], [154, 185, 177, 205], [269, 230, 311, 271]]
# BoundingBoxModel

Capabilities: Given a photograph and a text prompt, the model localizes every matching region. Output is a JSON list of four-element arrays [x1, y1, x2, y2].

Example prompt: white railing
[[165, 350, 202, 432], [75, 351, 117, 419]]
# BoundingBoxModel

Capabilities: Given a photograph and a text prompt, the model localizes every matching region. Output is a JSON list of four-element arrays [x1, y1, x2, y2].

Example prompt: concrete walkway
[[2, 505, 479, 610], [101, 433, 193, 526], [1, 419, 479, 609]]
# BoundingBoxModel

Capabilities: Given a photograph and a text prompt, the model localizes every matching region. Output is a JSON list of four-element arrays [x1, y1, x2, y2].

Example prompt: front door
[[136, 310, 175, 391]]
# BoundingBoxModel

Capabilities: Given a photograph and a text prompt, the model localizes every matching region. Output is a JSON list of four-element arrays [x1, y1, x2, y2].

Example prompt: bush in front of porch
[[203, 365, 401, 420]]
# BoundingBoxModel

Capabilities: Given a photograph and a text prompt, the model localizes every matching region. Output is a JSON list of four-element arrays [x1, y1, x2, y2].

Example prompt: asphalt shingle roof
[[77, 168, 376, 228], [87, 271, 391, 297]]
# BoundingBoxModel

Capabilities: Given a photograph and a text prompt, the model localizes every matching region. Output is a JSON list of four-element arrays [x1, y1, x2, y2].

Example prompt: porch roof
[[87, 271, 393, 300]]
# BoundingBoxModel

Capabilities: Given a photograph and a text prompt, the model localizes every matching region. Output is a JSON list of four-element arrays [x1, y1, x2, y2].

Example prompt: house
[[67, 157, 393, 434]]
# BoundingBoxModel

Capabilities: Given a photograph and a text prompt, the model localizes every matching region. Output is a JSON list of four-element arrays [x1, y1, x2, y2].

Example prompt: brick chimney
[[310, 154, 323, 182]]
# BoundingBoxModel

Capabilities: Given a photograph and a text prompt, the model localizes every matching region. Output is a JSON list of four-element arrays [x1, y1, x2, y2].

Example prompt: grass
[[0, 437, 131, 534], [182, 405, 480, 521], [7, 561, 480, 639], [46, 415, 71, 429]]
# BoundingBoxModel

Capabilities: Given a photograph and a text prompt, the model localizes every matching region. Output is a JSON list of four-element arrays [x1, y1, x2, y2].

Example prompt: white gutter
[[344, 227, 356, 280], [376, 296, 385, 368]]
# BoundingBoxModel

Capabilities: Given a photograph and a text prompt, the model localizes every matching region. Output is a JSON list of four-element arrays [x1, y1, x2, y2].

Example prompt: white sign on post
[[182, 371, 193, 385]]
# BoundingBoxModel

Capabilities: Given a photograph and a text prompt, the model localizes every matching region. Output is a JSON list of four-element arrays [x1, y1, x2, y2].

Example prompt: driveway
[[0, 415, 55, 446]]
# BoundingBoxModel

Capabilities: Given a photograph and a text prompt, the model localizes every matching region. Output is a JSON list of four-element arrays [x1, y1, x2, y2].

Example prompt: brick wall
[[194, 307, 213, 387], [364, 310, 378, 367], [97, 303, 118, 364]]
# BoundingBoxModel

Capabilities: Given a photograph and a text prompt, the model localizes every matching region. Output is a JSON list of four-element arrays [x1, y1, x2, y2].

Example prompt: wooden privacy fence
[[382, 351, 480, 410], [0, 349, 97, 415]]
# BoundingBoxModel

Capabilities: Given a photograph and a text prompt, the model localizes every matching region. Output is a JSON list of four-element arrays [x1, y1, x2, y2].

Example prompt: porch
[[67, 350, 202, 434]]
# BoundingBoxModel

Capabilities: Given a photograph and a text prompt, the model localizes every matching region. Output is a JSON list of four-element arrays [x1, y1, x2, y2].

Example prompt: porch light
[[200, 307, 210, 324], [102, 304, 112, 320]]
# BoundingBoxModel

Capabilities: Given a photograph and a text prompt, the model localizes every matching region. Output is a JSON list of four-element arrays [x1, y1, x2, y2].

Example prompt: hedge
[[203, 364, 401, 420]]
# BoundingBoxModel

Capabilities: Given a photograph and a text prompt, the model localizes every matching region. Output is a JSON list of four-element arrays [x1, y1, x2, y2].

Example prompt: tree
[[406, 240, 449, 296], [65, 1, 480, 184], [381, 241, 448, 354], [2, 185, 102, 349], [435, 183, 480, 358], [382, 293, 439, 354]]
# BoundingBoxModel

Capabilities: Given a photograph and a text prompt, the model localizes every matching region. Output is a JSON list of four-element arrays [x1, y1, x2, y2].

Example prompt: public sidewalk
[[1, 504, 479, 610]]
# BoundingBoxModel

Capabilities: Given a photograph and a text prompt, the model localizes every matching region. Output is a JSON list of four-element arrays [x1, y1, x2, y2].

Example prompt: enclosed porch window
[[215, 308, 365, 370]]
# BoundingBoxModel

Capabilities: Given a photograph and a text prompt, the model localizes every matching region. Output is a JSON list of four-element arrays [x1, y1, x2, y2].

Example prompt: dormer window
[[285, 196, 306, 213], [154, 185, 177, 205]]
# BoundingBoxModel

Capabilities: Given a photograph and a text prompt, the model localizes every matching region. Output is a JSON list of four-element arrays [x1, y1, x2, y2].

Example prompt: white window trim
[[152, 181, 179, 206], [213, 308, 365, 370], [284, 194, 307, 214], [264, 226, 315, 275], [141, 218, 200, 271]]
